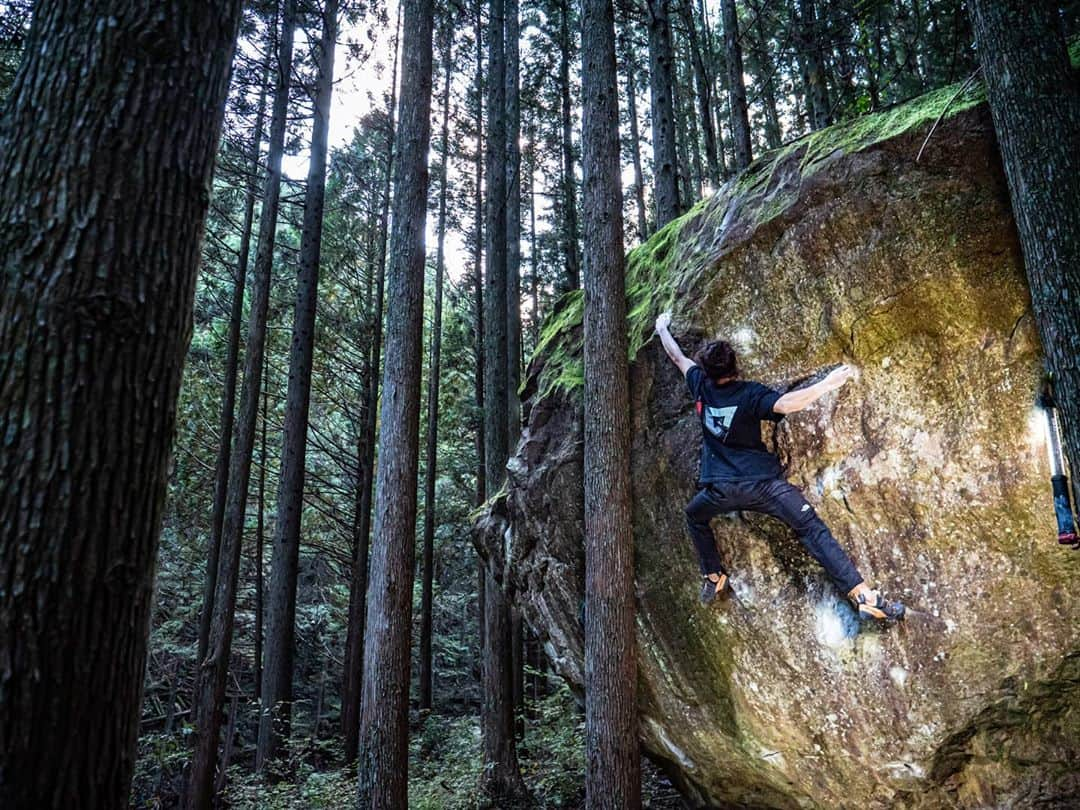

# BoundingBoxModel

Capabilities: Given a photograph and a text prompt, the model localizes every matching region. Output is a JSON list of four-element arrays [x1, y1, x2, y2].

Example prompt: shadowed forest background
[[1, 0, 1079, 808]]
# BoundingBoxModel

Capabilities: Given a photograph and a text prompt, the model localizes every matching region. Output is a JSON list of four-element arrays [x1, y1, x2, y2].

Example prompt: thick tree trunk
[[720, 0, 752, 169], [968, 0, 1080, 514], [481, 570, 528, 800], [198, 41, 272, 670], [485, 0, 509, 500], [480, 0, 529, 800], [187, 3, 298, 807], [0, 2, 242, 807], [473, 0, 487, 509], [645, 0, 680, 226], [354, 0, 434, 804], [420, 28, 453, 713], [256, 0, 338, 769], [558, 0, 582, 292], [506, 0, 523, 444], [341, 8, 400, 765], [580, 0, 640, 804]]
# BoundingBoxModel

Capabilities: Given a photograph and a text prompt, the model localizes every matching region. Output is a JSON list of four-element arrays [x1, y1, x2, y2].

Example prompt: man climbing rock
[[654, 312, 905, 621]]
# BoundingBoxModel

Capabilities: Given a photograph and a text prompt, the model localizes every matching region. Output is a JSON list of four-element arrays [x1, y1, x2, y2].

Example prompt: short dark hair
[[695, 340, 738, 380]]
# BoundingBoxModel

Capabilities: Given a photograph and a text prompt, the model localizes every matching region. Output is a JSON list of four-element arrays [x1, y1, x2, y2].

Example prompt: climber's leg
[[752, 479, 905, 619], [685, 486, 738, 604], [751, 479, 864, 594], [684, 486, 729, 576]]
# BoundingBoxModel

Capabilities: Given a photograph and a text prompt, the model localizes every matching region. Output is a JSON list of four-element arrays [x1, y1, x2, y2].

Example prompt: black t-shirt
[[685, 365, 785, 483]]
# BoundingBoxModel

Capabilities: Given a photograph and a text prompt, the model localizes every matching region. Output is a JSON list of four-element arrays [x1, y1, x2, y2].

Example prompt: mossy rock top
[[527, 73, 990, 403]]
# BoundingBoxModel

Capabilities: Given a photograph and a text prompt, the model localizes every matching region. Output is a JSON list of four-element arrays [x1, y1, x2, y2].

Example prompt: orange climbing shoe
[[699, 573, 729, 606], [851, 589, 906, 621]]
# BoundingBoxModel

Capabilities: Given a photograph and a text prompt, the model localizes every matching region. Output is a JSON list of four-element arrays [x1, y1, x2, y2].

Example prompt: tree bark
[[254, 359, 269, 702], [341, 6, 400, 765], [256, 0, 338, 770], [473, 0, 487, 509], [968, 0, 1080, 516], [621, 39, 650, 239], [198, 34, 273, 670], [645, 0, 680, 226], [187, 2, 298, 806], [354, 0, 434, 805], [580, 0, 641, 804], [747, 0, 782, 149], [0, 2, 242, 807], [677, 42, 704, 202], [797, 0, 831, 130], [720, 0, 752, 169], [480, 0, 529, 800], [420, 26, 453, 713], [558, 0, 582, 292], [506, 0, 523, 444], [677, 0, 721, 185]]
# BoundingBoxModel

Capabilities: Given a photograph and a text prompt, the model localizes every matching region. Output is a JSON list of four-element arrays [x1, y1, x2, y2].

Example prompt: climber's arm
[[773, 364, 856, 414], [655, 312, 696, 376]]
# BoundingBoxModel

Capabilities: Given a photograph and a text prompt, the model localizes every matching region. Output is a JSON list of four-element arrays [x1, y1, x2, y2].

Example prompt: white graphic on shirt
[[704, 405, 738, 442]]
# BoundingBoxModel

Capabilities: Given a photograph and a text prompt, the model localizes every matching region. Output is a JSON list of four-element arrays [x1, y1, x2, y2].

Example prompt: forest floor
[[132, 682, 688, 808]]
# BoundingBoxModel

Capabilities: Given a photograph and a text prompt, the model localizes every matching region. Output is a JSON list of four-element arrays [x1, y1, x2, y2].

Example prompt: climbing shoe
[[852, 589, 906, 621], [699, 573, 729, 606]]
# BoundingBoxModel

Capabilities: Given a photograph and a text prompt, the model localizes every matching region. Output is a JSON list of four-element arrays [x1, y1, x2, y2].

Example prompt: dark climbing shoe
[[852, 590, 906, 621], [699, 573, 728, 606]]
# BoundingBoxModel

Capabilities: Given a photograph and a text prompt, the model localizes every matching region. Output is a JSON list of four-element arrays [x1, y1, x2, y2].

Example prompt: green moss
[[528, 73, 991, 400]]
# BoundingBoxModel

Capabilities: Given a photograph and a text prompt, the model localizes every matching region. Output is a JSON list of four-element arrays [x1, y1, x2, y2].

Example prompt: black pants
[[684, 478, 864, 594]]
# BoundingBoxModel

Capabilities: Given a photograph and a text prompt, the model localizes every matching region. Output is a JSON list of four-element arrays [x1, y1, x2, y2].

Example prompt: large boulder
[[478, 81, 1080, 808]]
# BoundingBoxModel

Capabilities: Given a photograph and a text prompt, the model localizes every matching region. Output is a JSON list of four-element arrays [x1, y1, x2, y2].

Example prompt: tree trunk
[[678, 42, 704, 202], [720, 0, 752, 169], [480, 0, 529, 800], [558, 0, 582, 292], [511, 609, 525, 739], [354, 0, 434, 804], [580, 0, 640, 804], [187, 3, 298, 807], [677, 0, 721, 185], [473, 0, 487, 509], [798, 0, 831, 130], [256, 0, 338, 770], [968, 0, 1080, 519], [622, 41, 650, 239], [506, 0, 523, 444], [748, 0, 782, 148], [198, 35, 273, 671], [420, 26, 453, 713], [481, 570, 528, 800], [529, 146, 542, 343], [341, 6, 400, 765], [254, 362, 269, 702], [0, 2, 242, 807], [645, 0, 680, 226], [696, 0, 729, 176]]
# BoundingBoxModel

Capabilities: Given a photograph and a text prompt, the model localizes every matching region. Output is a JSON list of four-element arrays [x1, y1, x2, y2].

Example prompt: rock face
[[478, 82, 1080, 808]]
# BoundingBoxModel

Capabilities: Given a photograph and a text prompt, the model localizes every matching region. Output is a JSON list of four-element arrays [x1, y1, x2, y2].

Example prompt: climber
[[654, 312, 906, 621]]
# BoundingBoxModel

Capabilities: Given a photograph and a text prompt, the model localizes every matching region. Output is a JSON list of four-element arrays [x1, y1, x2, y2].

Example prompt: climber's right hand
[[655, 312, 672, 333]]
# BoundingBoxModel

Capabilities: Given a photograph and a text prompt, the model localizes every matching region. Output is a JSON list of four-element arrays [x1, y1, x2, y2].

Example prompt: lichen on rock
[[487, 80, 1080, 809]]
